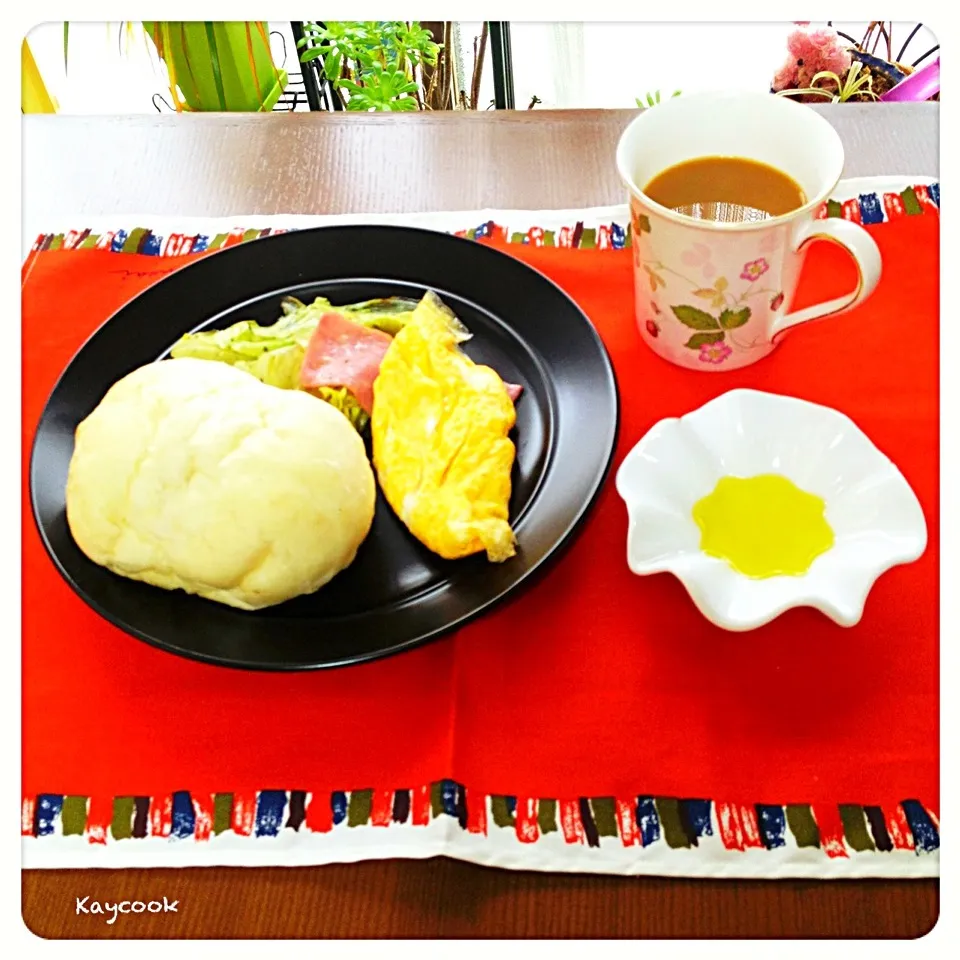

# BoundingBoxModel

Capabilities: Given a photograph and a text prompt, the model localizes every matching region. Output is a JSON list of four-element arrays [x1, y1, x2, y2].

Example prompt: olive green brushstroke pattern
[[213, 793, 233, 835], [655, 797, 691, 848], [430, 782, 443, 819], [60, 796, 88, 836], [347, 789, 373, 827], [110, 797, 134, 840], [839, 804, 875, 852], [785, 804, 821, 848], [537, 798, 558, 834], [901, 187, 922, 216], [490, 796, 515, 828], [590, 798, 619, 838], [122, 227, 148, 254]]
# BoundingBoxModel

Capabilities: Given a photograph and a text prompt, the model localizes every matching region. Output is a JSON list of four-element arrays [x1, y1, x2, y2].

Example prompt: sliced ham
[[300, 313, 392, 414], [299, 312, 524, 414]]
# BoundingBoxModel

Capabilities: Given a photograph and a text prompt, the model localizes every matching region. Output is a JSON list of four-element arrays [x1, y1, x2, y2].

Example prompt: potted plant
[[62, 21, 288, 112], [297, 21, 489, 110], [771, 21, 939, 104]]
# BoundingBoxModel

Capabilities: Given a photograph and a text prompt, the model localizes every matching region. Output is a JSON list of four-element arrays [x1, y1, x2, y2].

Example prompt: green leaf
[[300, 46, 325, 62], [719, 307, 751, 329], [671, 305, 720, 330], [684, 332, 725, 349]]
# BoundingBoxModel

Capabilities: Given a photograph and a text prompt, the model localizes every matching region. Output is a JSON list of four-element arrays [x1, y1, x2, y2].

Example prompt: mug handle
[[770, 217, 882, 338]]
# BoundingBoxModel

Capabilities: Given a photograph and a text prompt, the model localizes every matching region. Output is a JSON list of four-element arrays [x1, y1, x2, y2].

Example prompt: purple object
[[880, 56, 940, 102]]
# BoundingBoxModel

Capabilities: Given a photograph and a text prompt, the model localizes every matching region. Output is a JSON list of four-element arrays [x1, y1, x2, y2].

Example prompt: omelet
[[371, 292, 517, 562]]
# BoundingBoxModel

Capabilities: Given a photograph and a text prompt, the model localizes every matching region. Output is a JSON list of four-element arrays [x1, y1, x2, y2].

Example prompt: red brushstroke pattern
[[557, 226, 574, 247], [814, 202, 829, 219], [715, 803, 764, 851], [597, 224, 612, 250], [370, 788, 394, 827], [411, 785, 431, 826], [883, 193, 905, 220], [913, 184, 935, 208], [149, 795, 172, 838], [22, 798, 35, 836], [559, 799, 585, 845], [527, 227, 545, 247], [223, 228, 246, 248], [86, 796, 112, 845], [95, 231, 115, 250], [192, 793, 213, 842], [886, 804, 915, 851], [515, 797, 539, 843], [812, 804, 849, 858], [841, 199, 862, 223], [231, 791, 256, 836], [162, 234, 185, 256], [305, 792, 333, 833], [465, 787, 487, 835], [616, 798, 640, 847]]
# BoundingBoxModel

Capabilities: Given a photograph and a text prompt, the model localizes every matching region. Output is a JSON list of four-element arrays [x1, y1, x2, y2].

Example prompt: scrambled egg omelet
[[371, 292, 517, 563]]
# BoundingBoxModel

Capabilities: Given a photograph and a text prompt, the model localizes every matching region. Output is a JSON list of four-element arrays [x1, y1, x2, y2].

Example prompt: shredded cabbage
[[168, 295, 417, 432]]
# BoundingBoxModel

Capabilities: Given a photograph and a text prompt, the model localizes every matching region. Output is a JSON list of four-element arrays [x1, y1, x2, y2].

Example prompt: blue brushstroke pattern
[[636, 796, 661, 846], [474, 222, 490, 238], [142, 232, 162, 256], [255, 791, 287, 838], [505, 795, 517, 817], [756, 805, 787, 849], [110, 230, 129, 253], [929, 183, 940, 207], [858, 193, 885, 224], [681, 799, 713, 838], [35, 794, 63, 836], [900, 800, 939, 853], [611, 222, 627, 249], [440, 780, 458, 818], [170, 791, 195, 839], [192, 234, 210, 253], [332, 791, 348, 826]]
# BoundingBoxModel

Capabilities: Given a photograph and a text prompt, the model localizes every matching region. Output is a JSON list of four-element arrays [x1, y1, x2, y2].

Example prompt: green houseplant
[[297, 21, 488, 111], [64, 21, 287, 112]]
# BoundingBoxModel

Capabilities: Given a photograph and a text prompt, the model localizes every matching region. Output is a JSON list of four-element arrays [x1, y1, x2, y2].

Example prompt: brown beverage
[[643, 156, 806, 224]]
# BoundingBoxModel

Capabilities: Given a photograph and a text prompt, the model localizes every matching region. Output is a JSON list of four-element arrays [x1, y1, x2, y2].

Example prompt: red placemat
[[21, 205, 938, 869]]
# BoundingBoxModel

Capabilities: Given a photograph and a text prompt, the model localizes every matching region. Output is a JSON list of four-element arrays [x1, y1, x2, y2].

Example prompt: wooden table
[[22, 106, 939, 939]]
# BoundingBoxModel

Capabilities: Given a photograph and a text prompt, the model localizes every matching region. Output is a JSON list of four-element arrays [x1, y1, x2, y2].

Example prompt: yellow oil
[[692, 474, 834, 578]]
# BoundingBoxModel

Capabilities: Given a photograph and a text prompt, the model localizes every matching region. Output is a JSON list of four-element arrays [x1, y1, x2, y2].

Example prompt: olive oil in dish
[[692, 473, 834, 578]]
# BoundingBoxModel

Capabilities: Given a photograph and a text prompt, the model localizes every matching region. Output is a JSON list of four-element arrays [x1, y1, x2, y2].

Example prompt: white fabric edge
[[22, 828, 938, 878], [22, 176, 937, 258]]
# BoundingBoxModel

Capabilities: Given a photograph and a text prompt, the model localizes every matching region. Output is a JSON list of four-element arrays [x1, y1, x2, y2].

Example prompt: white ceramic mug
[[616, 91, 882, 372]]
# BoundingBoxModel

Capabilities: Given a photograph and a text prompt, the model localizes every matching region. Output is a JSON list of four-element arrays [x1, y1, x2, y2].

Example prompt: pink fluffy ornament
[[771, 24, 852, 101]]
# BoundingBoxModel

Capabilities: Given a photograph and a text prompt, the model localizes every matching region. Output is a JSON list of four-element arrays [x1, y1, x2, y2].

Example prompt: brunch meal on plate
[[65, 291, 522, 611]]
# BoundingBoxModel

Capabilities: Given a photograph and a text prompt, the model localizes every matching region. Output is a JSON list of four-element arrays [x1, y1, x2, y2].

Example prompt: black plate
[[30, 225, 619, 670]]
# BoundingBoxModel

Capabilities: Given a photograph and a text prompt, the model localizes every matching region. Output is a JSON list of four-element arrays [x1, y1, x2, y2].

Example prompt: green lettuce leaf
[[168, 295, 416, 432]]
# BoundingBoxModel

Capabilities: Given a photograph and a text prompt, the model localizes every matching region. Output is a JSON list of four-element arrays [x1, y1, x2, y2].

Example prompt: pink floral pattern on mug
[[770, 291, 785, 311], [646, 319, 660, 338], [699, 341, 732, 364], [680, 242, 716, 279], [740, 258, 770, 281]]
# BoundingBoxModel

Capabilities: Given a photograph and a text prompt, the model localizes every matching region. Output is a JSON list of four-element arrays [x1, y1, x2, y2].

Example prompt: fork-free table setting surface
[[21, 106, 939, 939]]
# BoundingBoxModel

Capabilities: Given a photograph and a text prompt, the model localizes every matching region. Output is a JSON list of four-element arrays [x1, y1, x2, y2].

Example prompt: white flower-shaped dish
[[615, 389, 927, 631]]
